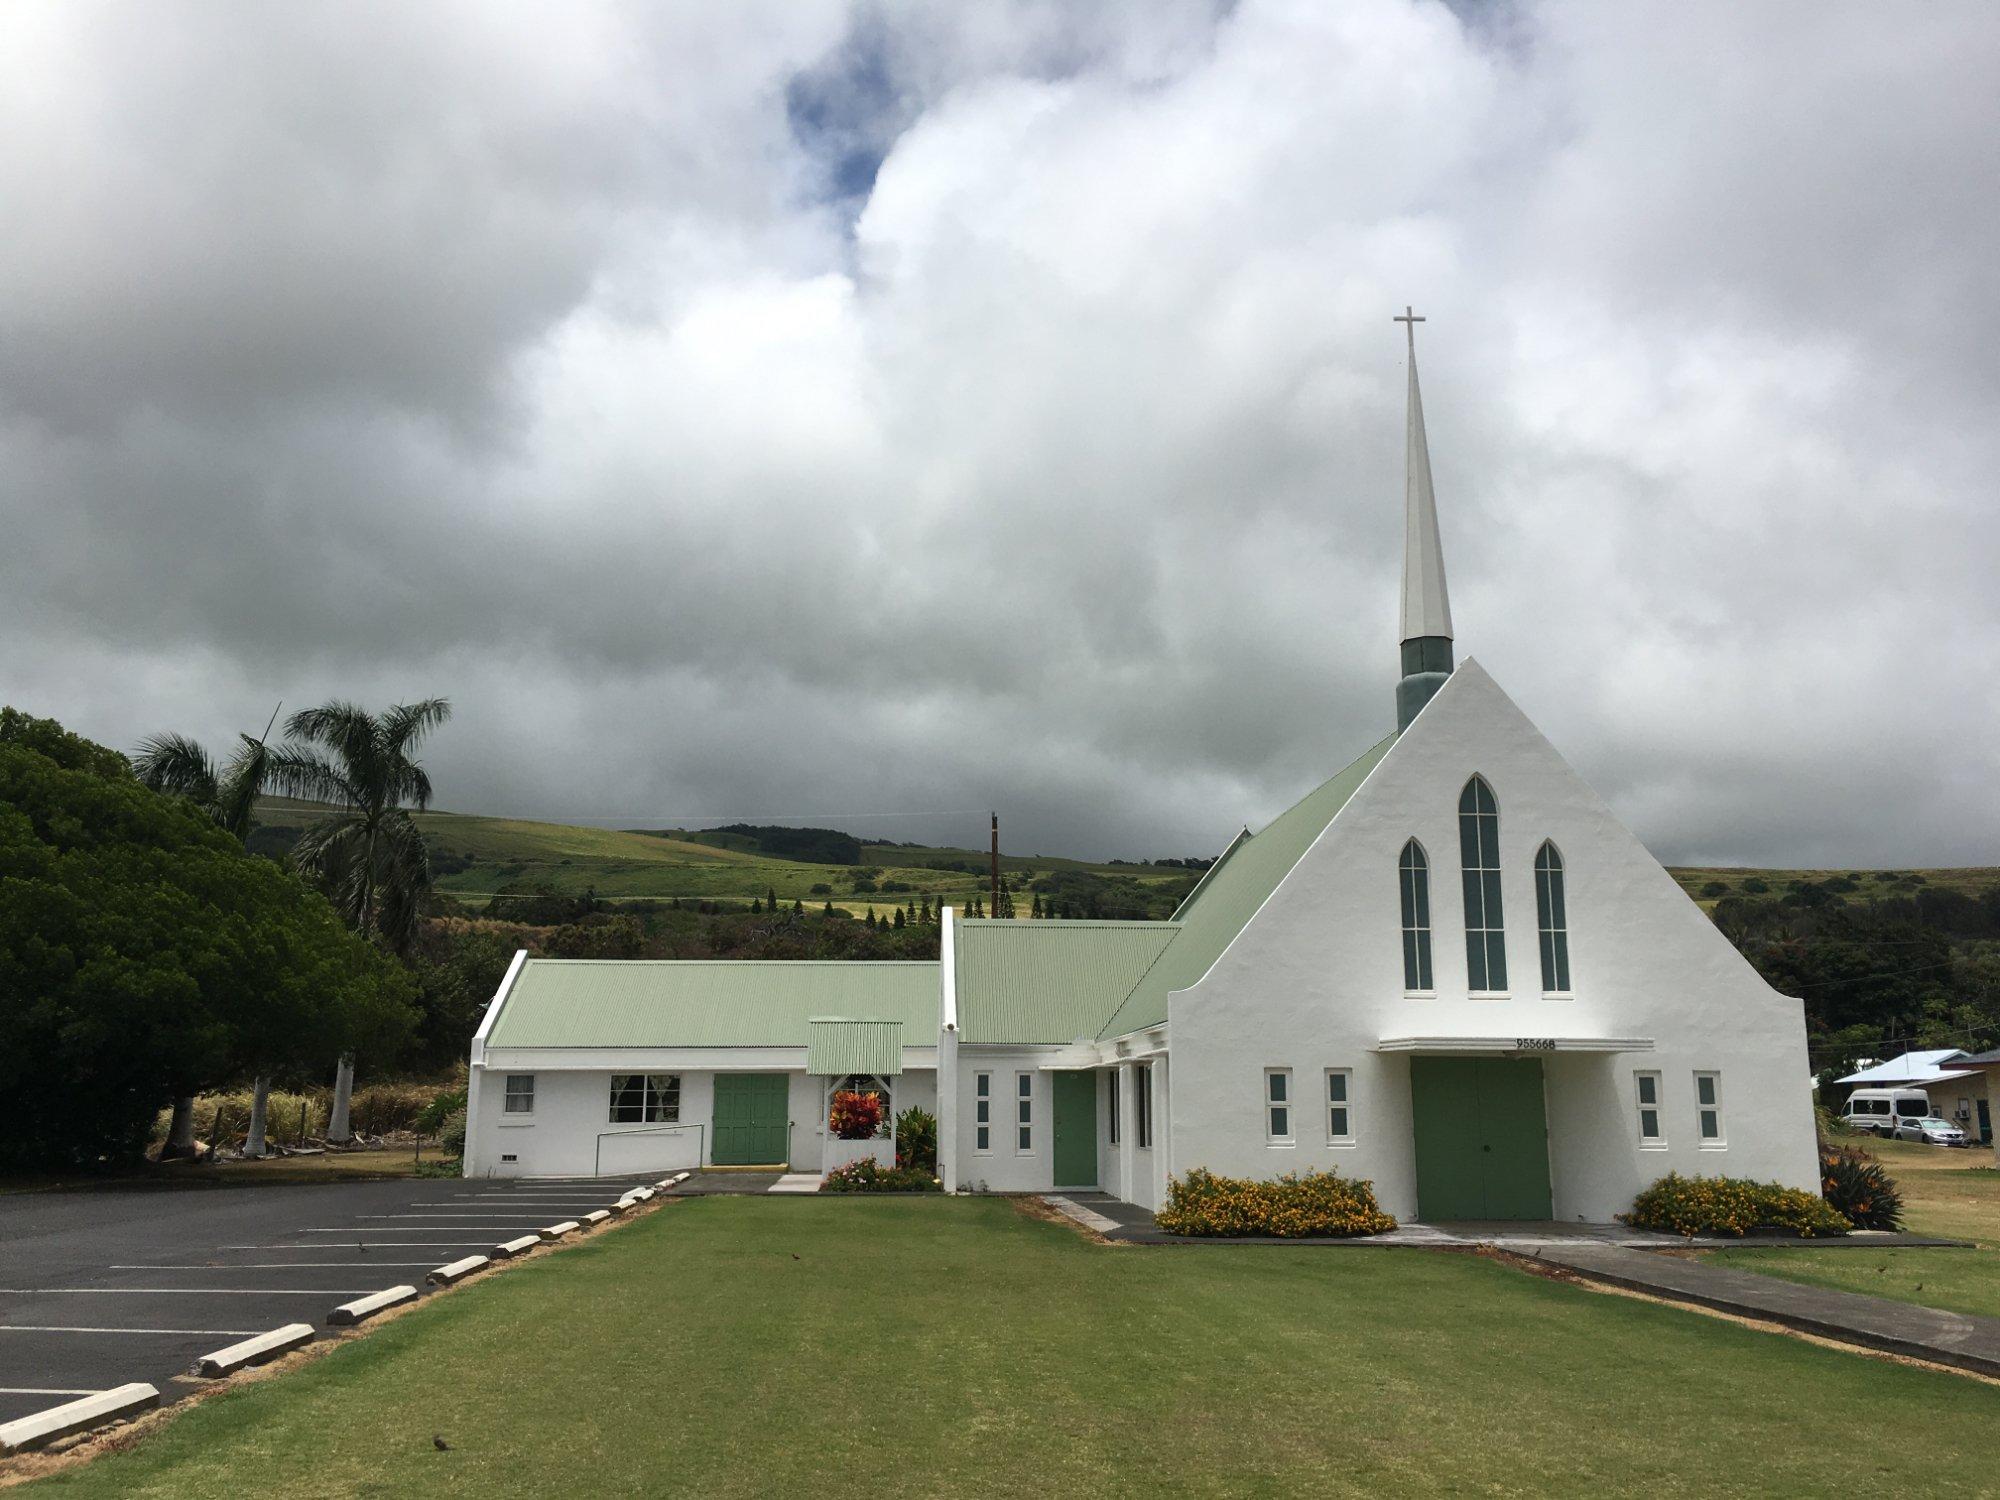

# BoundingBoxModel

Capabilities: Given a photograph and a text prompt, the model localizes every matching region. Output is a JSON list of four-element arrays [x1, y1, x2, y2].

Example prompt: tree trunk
[[328, 1053, 356, 1144], [245, 1075, 272, 1157], [159, 1095, 200, 1160]]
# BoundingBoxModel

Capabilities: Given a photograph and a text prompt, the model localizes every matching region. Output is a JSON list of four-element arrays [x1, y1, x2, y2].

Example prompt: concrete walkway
[[1530, 1243, 2000, 1379]]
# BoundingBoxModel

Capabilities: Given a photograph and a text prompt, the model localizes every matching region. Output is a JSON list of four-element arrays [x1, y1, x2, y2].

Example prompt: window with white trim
[[1135, 1063, 1153, 1148], [1535, 841, 1571, 994], [1459, 776, 1508, 992], [975, 1072, 991, 1153], [1634, 1071, 1664, 1146], [1399, 840, 1434, 992], [1694, 1072, 1724, 1145], [608, 1073, 680, 1123], [503, 1074, 535, 1114], [1325, 1069, 1354, 1144], [1107, 1070, 1120, 1146], [1265, 1068, 1293, 1143], [1016, 1072, 1033, 1152]]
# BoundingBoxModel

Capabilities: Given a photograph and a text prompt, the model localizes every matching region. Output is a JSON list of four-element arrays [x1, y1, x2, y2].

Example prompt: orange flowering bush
[[828, 1089, 885, 1140], [1620, 1171, 1849, 1238], [1156, 1167, 1397, 1238]]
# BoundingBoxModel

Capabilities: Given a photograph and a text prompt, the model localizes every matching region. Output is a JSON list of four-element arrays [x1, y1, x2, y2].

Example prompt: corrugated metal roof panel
[[485, 960, 939, 1049], [1096, 733, 1396, 1040], [807, 1019, 904, 1076], [954, 921, 1180, 1045]]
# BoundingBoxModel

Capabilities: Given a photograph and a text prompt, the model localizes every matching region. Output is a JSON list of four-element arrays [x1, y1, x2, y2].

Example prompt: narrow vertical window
[[1399, 841, 1434, 992], [1535, 842, 1571, 994], [1326, 1069, 1354, 1144], [975, 1072, 991, 1153], [503, 1074, 535, 1114], [1634, 1071, 1663, 1146], [1135, 1064, 1153, 1148], [1107, 1071, 1120, 1146], [1265, 1069, 1292, 1142], [1694, 1072, 1724, 1146], [1459, 776, 1507, 991], [1016, 1072, 1033, 1152]]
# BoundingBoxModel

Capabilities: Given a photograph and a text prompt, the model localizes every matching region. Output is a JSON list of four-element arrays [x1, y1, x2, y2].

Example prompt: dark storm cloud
[[2, 0, 1996, 867]]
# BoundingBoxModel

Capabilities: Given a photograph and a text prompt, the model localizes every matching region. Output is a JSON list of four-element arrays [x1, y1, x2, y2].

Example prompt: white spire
[[1396, 307, 1453, 643]]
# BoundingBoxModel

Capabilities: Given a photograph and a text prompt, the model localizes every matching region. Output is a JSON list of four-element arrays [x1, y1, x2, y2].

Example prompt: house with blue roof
[[465, 319, 1819, 1223]]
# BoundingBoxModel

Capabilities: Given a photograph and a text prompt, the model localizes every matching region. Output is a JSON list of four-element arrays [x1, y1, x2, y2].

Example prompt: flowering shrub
[[828, 1090, 885, 1140], [894, 1106, 938, 1174], [1155, 1167, 1397, 1238], [1820, 1147, 1903, 1231], [1620, 1171, 1850, 1237], [822, 1158, 940, 1193]]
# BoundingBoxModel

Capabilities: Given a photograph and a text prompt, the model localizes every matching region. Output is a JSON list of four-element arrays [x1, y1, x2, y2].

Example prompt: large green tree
[[0, 709, 416, 1170]]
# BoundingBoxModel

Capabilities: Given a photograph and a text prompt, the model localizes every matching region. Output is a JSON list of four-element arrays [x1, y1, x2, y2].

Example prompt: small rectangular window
[[1694, 1071, 1724, 1145], [1325, 1069, 1354, 1144], [503, 1074, 535, 1114], [1135, 1064, 1153, 1149], [975, 1072, 991, 1153], [608, 1073, 680, 1124], [1265, 1069, 1293, 1142], [1107, 1070, 1120, 1146], [1634, 1071, 1663, 1146], [1016, 1072, 1033, 1153]]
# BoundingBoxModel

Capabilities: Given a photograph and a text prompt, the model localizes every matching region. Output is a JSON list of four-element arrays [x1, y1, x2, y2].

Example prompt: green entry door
[[712, 1074, 791, 1166], [1410, 1057, 1552, 1221], [1051, 1072, 1099, 1188]]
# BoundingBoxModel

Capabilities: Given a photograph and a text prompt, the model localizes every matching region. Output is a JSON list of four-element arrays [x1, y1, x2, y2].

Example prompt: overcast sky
[[3, 1, 1996, 867]]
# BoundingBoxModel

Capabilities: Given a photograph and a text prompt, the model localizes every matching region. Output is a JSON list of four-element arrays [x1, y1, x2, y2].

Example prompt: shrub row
[[1156, 1167, 1397, 1239], [821, 1159, 940, 1193], [1621, 1171, 1850, 1237]]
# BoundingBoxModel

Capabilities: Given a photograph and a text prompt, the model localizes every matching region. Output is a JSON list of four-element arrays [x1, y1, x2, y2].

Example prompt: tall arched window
[[1459, 776, 1507, 991], [1535, 842, 1570, 993], [1398, 840, 1433, 992]]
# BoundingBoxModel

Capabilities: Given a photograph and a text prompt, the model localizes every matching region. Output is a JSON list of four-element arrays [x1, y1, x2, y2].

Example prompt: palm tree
[[268, 699, 451, 1142], [133, 706, 282, 1157]]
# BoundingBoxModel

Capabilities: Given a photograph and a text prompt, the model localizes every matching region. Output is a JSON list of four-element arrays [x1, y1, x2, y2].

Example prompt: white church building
[[464, 319, 1820, 1224]]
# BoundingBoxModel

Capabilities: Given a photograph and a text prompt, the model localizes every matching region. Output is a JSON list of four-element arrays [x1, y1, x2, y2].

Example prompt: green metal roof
[[953, 921, 1180, 1045], [1095, 733, 1397, 1040], [807, 1019, 904, 1076], [486, 960, 939, 1049]]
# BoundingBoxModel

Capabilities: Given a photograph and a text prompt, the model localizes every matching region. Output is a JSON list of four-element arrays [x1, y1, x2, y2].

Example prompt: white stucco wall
[[950, 1047, 1068, 1193], [465, 1054, 935, 1178], [1166, 660, 1819, 1224]]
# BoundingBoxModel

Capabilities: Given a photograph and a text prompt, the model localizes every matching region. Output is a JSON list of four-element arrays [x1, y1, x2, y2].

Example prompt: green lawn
[[28, 1199, 2000, 1497], [1708, 1136, 2000, 1323]]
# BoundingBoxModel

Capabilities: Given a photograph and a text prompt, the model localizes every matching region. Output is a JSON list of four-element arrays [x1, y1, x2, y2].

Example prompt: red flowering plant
[[828, 1089, 885, 1141]]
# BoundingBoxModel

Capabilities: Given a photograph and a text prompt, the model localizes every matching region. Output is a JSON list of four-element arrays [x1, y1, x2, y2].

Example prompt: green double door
[[712, 1073, 790, 1166], [1410, 1057, 1552, 1221], [1051, 1072, 1099, 1188]]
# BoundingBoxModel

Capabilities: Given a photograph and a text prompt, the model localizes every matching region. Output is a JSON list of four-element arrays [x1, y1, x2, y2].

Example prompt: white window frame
[[1694, 1071, 1725, 1147], [1634, 1070, 1664, 1148], [503, 1073, 536, 1115], [1107, 1070, 1120, 1146], [1265, 1068, 1294, 1146], [974, 1071, 991, 1154], [1325, 1068, 1355, 1146], [1135, 1063, 1153, 1149], [1016, 1071, 1034, 1154]]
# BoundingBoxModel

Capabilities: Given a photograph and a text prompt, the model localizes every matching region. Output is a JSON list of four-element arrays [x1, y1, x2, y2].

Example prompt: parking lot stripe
[[0, 1325, 261, 1336], [0, 1288, 377, 1296], [112, 1263, 445, 1270], [0, 1388, 99, 1396], [220, 1242, 500, 1249]]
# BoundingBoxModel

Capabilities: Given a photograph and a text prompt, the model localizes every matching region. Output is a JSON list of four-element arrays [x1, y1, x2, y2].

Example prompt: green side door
[[1051, 1071, 1099, 1188], [1410, 1057, 1552, 1221], [712, 1073, 791, 1166]]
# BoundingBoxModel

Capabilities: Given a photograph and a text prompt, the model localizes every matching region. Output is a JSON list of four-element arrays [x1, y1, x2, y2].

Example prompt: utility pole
[[990, 812, 1000, 916]]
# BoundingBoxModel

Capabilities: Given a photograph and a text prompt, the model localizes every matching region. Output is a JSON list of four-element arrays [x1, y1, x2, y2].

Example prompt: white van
[[1840, 1088, 1931, 1136]]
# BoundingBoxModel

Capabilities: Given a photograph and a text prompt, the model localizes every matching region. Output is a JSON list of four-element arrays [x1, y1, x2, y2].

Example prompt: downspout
[[938, 907, 960, 1193]]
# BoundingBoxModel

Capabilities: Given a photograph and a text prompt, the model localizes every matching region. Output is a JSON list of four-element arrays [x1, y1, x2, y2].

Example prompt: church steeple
[[1394, 306, 1454, 731]]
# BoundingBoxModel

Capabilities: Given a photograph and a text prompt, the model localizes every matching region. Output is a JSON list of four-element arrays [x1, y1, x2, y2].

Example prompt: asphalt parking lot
[[0, 1173, 657, 1429]]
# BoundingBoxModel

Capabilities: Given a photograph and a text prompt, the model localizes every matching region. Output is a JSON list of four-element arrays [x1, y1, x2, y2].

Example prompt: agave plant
[[1820, 1146, 1904, 1231]]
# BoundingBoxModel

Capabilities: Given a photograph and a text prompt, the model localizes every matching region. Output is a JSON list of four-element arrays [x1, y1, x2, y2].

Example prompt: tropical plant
[[1156, 1167, 1397, 1238], [829, 1089, 885, 1140], [894, 1106, 938, 1174], [1620, 1172, 1849, 1238], [820, 1158, 939, 1192], [1819, 1146, 1904, 1231]]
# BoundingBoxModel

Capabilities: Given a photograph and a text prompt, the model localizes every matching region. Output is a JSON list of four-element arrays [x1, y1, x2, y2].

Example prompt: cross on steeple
[[1394, 305, 1425, 354]]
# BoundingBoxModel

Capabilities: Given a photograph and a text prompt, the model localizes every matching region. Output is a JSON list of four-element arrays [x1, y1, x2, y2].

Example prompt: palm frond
[[263, 748, 354, 807], [382, 698, 451, 756], [284, 702, 378, 773], [131, 734, 220, 807], [214, 734, 274, 841]]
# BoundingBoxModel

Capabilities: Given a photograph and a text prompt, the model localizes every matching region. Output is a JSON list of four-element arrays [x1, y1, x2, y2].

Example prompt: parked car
[[1892, 1115, 1968, 1147], [1841, 1089, 1933, 1137]]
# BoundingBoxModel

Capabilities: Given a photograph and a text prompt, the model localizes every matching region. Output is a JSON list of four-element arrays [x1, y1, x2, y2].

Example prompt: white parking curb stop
[[194, 1323, 315, 1377], [0, 1384, 161, 1454], [328, 1285, 418, 1326], [580, 1209, 611, 1227], [427, 1255, 491, 1285], [492, 1234, 540, 1258], [540, 1220, 580, 1240]]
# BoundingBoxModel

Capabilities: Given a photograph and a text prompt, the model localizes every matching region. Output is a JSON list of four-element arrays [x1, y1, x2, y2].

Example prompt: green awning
[[807, 1018, 904, 1077]]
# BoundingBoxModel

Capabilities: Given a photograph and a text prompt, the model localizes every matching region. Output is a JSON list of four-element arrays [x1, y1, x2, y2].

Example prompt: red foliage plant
[[829, 1089, 885, 1140]]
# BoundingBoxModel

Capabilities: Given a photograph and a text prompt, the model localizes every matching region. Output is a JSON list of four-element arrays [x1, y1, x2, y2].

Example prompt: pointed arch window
[[1398, 840, 1433, 992], [1535, 842, 1571, 994], [1459, 777, 1507, 992]]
